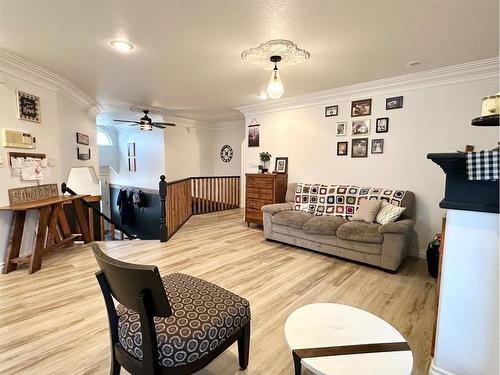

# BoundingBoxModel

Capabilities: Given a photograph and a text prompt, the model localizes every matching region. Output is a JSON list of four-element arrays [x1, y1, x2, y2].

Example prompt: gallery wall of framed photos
[[329, 95, 403, 158]]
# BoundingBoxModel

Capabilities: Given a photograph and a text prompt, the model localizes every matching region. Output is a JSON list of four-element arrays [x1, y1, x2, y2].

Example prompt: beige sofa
[[261, 183, 415, 272]]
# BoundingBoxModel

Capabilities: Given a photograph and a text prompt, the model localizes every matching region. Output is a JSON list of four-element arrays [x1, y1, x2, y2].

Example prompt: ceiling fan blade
[[151, 123, 166, 129], [153, 122, 176, 127], [114, 119, 140, 124]]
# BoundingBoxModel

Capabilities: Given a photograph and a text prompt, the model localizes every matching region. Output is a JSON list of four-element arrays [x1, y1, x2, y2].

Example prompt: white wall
[[164, 119, 244, 181], [239, 60, 499, 252], [0, 67, 98, 262], [108, 126, 166, 190], [211, 122, 245, 176]]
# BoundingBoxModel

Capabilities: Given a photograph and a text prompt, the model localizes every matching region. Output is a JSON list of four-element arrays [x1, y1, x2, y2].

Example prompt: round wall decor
[[220, 145, 233, 162]]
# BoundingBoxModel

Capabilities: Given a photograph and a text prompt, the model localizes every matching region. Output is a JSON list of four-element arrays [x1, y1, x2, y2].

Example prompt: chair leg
[[111, 350, 121, 375], [238, 321, 250, 369]]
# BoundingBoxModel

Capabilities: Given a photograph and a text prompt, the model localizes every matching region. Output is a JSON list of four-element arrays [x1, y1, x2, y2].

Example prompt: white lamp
[[266, 56, 284, 99]]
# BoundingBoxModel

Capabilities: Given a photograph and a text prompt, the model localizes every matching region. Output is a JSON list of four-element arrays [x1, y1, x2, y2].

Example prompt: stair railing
[[61, 183, 136, 240]]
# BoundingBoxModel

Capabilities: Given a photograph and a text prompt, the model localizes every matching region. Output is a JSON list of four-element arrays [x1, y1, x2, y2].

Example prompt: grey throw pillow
[[352, 199, 382, 223]]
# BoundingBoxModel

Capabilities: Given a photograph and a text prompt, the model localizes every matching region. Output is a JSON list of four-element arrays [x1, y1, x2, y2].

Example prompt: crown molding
[[236, 57, 499, 117], [211, 119, 245, 129], [0, 48, 103, 113]]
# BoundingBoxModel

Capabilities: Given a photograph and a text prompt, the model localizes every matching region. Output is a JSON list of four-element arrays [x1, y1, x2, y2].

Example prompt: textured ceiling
[[0, 0, 498, 122]]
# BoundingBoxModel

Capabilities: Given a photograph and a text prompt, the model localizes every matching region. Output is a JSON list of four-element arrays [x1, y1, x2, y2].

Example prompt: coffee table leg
[[292, 351, 301, 375]]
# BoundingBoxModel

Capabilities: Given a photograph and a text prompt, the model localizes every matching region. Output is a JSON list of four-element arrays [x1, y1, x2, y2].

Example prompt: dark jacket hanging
[[117, 188, 135, 225]]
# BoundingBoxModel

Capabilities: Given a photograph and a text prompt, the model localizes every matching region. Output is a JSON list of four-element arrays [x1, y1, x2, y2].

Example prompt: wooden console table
[[1, 195, 91, 274]]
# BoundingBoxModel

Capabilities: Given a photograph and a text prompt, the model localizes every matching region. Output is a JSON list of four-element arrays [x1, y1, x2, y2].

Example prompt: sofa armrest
[[261, 202, 294, 215], [379, 219, 415, 234]]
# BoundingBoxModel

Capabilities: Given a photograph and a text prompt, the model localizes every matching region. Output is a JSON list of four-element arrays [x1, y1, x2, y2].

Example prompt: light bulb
[[140, 124, 153, 131], [110, 40, 134, 53], [266, 68, 284, 99]]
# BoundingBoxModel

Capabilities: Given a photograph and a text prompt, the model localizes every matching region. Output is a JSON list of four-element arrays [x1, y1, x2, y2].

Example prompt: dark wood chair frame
[[91, 244, 250, 375]]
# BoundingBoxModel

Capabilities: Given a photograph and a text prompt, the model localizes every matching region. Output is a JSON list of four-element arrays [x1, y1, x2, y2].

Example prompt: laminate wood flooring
[[0, 209, 435, 374]]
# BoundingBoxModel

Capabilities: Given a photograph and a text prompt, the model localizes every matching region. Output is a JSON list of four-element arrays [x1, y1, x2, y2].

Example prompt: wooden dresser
[[245, 173, 288, 226]]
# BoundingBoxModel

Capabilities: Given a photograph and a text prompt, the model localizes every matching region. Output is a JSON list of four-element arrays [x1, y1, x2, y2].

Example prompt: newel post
[[159, 175, 168, 242]]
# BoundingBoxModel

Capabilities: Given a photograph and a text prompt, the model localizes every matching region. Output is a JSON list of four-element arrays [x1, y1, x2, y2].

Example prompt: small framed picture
[[325, 105, 338, 117], [127, 142, 136, 157], [337, 141, 348, 156], [351, 138, 368, 158], [386, 96, 403, 110], [371, 139, 384, 154], [17, 90, 41, 122], [336, 122, 347, 136], [128, 157, 137, 172], [376, 117, 389, 133], [351, 119, 370, 136], [351, 98, 372, 117], [248, 126, 260, 147], [76, 132, 90, 145], [274, 157, 288, 174]]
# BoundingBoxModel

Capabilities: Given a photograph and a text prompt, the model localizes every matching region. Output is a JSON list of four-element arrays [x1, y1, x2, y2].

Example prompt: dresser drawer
[[259, 188, 273, 200], [247, 187, 261, 199], [246, 198, 270, 210], [245, 208, 263, 221], [247, 177, 273, 189]]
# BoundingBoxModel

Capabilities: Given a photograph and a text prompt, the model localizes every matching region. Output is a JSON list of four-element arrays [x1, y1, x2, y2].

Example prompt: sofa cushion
[[303, 216, 347, 235], [336, 222, 383, 244], [352, 199, 382, 223], [271, 211, 313, 229]]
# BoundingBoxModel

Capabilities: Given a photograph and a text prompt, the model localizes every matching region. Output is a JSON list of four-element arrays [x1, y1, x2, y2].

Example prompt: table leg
[[46, 205, 59, 248], [56, 203, 71, 238], [292, 351, 302, 375], [72, 198, 91, 243], [2, 211, 26, 274], [29, 207, 50, 274]]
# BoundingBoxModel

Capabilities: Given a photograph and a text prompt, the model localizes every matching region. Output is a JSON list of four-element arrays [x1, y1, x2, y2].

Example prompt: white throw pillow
[[352, 199, 382, 223], [375, 201, 406, 225]]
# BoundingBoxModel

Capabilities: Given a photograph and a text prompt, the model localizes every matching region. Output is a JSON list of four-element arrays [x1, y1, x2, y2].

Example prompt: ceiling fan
[[113, 110, 176, 131]]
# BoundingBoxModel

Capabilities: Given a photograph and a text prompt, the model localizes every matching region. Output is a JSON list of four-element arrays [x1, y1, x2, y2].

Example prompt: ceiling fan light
[[110, 40, 134, 53], [140, 124, 153, 131], [266, 68, 284, 100]]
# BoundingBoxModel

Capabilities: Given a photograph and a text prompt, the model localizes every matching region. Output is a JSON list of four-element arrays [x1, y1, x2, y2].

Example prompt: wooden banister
[[160, 175, 240, 240]]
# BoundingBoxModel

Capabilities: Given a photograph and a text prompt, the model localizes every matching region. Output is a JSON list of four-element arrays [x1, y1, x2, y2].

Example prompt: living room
[[0, 1, 498, 375]]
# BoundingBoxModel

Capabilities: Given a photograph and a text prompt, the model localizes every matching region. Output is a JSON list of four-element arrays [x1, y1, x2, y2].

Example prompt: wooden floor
[[0, 209, 435, 375]]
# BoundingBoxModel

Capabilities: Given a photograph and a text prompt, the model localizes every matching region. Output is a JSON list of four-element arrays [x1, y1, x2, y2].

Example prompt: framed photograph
[[128, 157, 136, 172], [351, 98, 372, 117], [274, 157, 288, 174], [248, 125, 260, 147], [351, 138, 368, 158], [376, 117, 389, 133], [336, 122, 347, 137], [76, 132, 90, 145], [351, 119, 371, 136], [371, 139, 384, 154], [386, 96, 403, 110], [77, 147, 91, 160], [127, 142, 136, 157], [17, 90, 41, 122], [325, 105, 338, 117], [337, 141, 348, 156]]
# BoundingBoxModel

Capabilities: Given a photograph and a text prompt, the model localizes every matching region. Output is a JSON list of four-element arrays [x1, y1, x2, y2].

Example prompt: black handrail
[[61, 183, 136, 240]]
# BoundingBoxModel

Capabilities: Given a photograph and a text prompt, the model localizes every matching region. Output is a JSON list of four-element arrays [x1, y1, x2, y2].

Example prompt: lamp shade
[[266, 68, 284, 99]]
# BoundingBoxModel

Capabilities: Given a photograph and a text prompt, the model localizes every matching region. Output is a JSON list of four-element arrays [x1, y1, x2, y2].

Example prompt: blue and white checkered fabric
[[466, 151, 499, 181]]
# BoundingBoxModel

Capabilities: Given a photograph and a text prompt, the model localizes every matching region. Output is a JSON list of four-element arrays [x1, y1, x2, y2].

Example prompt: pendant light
[[266, 56, 284, 99]]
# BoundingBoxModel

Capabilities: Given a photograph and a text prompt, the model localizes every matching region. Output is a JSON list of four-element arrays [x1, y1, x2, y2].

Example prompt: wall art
[[336, 122, 347, 136], [76, 132, 89, 145], [351, 119, 371, 136], [376, 117, 389, 133], [386, 96, 403, 110], [325, 105, 338, 117], [351, 138, 368, 158], [371, 139, 384, 154], [351, 98, 372, 117], [17, 90, 41, 122], [337, 141, 348, 156]]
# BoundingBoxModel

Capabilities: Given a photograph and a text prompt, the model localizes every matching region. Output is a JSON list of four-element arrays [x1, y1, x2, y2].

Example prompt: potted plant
[[259, 152, 271, 173]]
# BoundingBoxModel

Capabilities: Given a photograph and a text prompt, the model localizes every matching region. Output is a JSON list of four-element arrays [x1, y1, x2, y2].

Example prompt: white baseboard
[[429, 358, 456, 375], [409, 248, 427, 259]]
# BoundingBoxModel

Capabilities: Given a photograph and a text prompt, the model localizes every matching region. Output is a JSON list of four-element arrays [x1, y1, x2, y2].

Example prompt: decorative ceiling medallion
[[241, 39, 310, 70]]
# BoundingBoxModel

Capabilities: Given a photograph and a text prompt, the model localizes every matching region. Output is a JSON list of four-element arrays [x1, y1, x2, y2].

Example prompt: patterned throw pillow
[[375, 201, 406, 225]]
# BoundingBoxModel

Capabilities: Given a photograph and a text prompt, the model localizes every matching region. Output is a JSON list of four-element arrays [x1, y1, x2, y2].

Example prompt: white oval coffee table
[[284, 303, 413, 375]]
